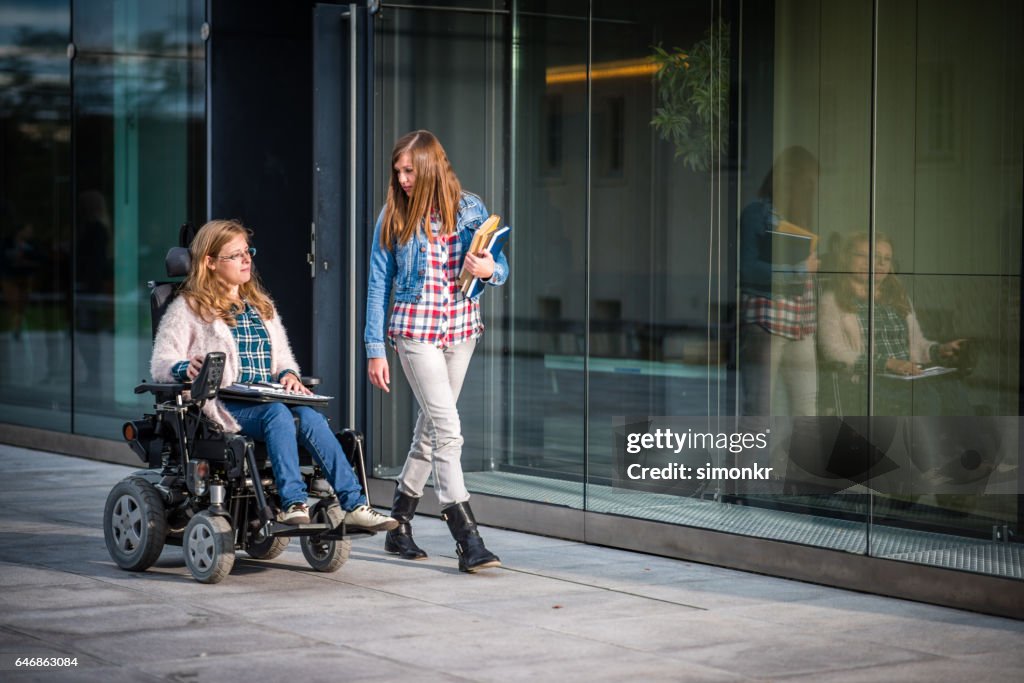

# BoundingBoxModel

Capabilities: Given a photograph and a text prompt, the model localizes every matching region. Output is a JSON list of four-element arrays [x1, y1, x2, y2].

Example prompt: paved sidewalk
[[0, 444, 1022, 682]]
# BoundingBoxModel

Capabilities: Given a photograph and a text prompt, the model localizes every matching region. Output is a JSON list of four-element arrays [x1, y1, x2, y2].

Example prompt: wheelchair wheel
[[246, 534, 290, 560], [183, 511, 235, 584], [103, 477, 167, 572], [300, 503, 350, 573]]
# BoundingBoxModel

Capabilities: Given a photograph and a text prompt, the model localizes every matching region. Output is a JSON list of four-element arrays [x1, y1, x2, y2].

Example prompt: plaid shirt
[[172, 302, 296, 383], [739, 278, 816, 340], [855, 301, 908, 374], [388, 218, 483, 349]]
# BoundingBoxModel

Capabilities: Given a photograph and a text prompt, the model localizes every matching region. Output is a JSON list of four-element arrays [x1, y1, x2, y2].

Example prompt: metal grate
[[454, 471, 1023, 579]]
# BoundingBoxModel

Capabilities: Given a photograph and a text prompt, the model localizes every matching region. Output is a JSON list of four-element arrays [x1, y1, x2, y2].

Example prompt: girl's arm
[[266, 307, 301, 382], [364, 209, 398, 359], [817, 290, 861, 370], [150, 298, 197, 382], [462, 195, 509, 287]]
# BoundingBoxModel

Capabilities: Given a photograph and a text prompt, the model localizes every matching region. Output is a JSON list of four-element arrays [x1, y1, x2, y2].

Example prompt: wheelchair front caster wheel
[[246, 534, 290, 560], [300, 503, 350, 572], [104, 477, 168, 572], [183, 511, 235, 583]]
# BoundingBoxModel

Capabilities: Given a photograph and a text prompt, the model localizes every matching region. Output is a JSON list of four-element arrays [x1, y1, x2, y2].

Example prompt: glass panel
[[504, 0, 588, 507], [73, 0, 198, 57], [371, 5, 518, 498], [587, 0, 728, 517], [71, 3, 205, 438], [869, 0, 1023, 577], [381, 0, 509, 11], [0, 1, 72, 430], [597, 0, 875, 553], [737, 0, 874, 546]]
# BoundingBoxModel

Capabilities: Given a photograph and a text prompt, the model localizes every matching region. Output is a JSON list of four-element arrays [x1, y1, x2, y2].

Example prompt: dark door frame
[[312, 2, 374, 433]]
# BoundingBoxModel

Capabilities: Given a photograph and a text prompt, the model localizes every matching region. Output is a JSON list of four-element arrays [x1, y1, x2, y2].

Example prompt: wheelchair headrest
[[166, 246, 191, 278]]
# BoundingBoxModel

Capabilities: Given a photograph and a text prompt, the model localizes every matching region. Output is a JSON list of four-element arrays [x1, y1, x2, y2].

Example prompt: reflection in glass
[[580, 0, 877, 554], [365, 0, 1021, 577], [503, 2, 588, 507], [71, 16, 205, 437], [0, 3, 72, 430], [371, 5, 519, 497], [584, 0, 747, 520], [862, 0, 1023, 572], [72, 0, 201, 57]]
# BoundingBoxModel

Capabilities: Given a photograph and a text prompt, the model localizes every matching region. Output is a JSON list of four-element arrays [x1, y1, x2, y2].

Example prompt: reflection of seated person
[[818, 232, 967, 415]]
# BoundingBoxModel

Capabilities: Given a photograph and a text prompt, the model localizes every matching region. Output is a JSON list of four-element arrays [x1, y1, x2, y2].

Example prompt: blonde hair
[[380, 130, 462, 249], [180, 219, 275, 326], [834, 231, 911, 318]]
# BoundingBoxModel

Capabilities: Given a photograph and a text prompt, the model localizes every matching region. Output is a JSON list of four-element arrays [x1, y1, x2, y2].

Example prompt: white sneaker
[[345, 505, 399, 532], [279, 502, 310, 525]]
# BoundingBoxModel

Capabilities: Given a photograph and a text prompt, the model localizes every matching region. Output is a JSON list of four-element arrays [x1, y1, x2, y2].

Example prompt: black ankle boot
[[441, 501, 501, 573], [384, 487, 428, 560]]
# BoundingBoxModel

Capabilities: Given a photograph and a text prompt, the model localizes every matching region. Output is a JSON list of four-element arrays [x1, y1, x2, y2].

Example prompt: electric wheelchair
[[102, 236, 372, 584]]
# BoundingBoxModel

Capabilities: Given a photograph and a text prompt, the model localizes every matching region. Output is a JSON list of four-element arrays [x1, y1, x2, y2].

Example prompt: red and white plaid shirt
[[739, 278, 816, 340], [388, 218, 483, 349]]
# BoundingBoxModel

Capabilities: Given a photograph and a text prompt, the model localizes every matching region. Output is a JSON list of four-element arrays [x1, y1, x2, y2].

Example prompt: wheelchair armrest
[[301, 376, 320, 388], [134, 381, 188, 397]]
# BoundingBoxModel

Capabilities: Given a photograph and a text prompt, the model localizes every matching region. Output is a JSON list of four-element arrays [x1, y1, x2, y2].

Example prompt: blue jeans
[[222, 401, 366, 511]]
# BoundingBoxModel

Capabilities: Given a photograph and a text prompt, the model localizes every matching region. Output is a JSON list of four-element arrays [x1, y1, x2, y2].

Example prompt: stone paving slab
[[0, 444, 1022, 682]]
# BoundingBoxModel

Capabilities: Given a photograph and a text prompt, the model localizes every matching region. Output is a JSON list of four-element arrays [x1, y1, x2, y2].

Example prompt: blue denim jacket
[[364, 192, 510, 359]]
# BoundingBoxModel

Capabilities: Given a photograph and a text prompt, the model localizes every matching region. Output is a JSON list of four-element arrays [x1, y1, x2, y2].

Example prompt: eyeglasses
[[217, 247, 256, 262]]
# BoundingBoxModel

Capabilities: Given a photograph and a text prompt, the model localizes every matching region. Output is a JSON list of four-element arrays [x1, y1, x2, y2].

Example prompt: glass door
[[369, 2, 546, 503]]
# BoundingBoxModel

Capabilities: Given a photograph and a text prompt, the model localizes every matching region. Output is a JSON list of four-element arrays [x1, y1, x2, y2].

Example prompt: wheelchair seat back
[[149, 246, 190, 338]]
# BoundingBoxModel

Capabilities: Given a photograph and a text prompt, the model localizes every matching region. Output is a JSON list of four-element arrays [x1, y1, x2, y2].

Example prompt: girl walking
[[364, 130, 509, 573]]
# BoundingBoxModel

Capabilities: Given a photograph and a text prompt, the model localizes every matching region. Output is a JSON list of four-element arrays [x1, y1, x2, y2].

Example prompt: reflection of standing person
[[739, 146, 820, 417], [1, 223, 40, 338], [364, 130, 509, 573], [76, 190, 113, 384], [77, 190, 112, 301]]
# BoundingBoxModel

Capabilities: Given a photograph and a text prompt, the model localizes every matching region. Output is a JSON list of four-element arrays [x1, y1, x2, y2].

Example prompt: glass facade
[[370, 0, 1023, 580], [0, 0, 205, 436], [1, 0, 1020, 593], [0, 0, 72, 431]]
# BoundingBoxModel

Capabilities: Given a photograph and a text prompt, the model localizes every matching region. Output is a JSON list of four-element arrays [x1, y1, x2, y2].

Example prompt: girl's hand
[[281, 372, 312, 395], [187, 355, 205, 380], [463, 250, 495, 280], [804, 252, 820, 274], [368, 357, 390, 392], [938, 339, 965, 358]]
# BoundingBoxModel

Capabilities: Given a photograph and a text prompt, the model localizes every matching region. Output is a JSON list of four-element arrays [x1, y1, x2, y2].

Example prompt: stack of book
[[458, 214, 511, 298]]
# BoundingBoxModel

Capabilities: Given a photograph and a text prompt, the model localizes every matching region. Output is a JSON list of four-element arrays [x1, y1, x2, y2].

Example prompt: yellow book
[[776, 220, 818, 252], [459, 214, 502, 287]]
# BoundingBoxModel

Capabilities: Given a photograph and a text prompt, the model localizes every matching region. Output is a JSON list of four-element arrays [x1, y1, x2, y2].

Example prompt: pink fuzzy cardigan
[[150, 296, 301, 433], [818, 289, 935, 370]]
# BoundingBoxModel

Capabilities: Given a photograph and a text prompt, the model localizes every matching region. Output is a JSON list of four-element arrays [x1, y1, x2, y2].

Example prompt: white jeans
[[394, 336, 476, 506]]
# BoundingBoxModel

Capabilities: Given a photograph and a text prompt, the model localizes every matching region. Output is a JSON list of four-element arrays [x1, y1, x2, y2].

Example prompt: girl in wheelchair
[[151, 219, 398, 532]]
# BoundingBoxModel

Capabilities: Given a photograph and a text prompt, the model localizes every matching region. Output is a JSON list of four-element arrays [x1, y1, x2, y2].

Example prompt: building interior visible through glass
[[369, 0, 1021, 578], [0, 0, 1020, 580]]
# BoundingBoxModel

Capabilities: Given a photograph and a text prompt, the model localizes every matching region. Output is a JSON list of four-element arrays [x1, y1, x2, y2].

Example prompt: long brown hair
[[379, 130, 462, 249], [180, 219, 275, 325], [834, 232, 911, 317], [758, 145, 819, 230]]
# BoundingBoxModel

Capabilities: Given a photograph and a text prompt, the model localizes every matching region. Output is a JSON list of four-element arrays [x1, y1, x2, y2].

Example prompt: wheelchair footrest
[[322, 524, 376, 540], [263, 521, 332, 537]]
